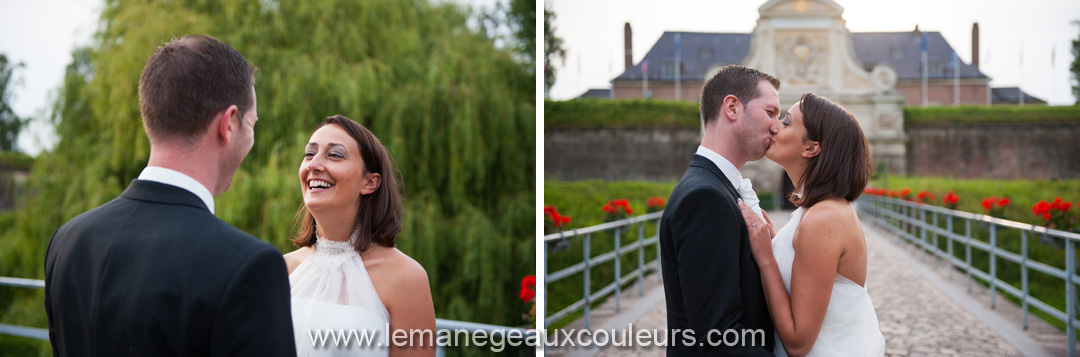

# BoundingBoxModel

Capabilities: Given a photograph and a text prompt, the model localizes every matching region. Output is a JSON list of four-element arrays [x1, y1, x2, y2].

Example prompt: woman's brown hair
[[790, 92, 873, 208], [292, 115, 403, 252]]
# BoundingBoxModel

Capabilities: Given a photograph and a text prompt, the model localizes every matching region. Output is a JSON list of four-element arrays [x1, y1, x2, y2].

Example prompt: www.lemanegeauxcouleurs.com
[[305, 324, 766, 352]]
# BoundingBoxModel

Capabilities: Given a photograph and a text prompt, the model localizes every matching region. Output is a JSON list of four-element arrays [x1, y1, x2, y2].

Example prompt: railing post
[[615, 226, 622, 313], [947, 213, 954, 279], [638, 221, 645, 296], [656, 220, 663, 280], [932, 211, 939, 267], [920, 206, 927, 261], [1021, 230, 1029, 330], [972, 217, 980, 293], [583, 233, 591, 330], [990, 222, 997, 309], [1068, 238, 1076, 357]]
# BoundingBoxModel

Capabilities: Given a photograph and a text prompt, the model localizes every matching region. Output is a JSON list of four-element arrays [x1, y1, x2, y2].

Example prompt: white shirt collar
[[696, 146, 743, 188], [137, 166, 215, 214]]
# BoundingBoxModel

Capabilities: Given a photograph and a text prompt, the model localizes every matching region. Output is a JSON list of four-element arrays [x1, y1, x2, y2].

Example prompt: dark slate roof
[[614, 31, 988, 82], [991, 87, 1046, 104], [576, 89, 611, 99], [615, 32, 751, 81], [852, 32, 987, 80]]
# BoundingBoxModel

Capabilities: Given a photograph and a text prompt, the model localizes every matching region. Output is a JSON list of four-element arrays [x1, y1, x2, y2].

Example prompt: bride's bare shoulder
[[283, 246, 315, 274]]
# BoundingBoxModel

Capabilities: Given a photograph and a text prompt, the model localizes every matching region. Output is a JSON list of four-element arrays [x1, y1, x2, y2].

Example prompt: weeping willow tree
[[0, 0, 535, 353]]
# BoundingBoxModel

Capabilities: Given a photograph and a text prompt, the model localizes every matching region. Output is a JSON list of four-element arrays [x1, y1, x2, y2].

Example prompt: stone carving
[[870, 64, 898, 91], [775, 32, 827, 85]]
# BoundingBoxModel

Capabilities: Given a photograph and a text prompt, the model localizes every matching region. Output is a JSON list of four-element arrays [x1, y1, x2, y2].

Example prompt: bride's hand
[[738, 199, 774, 265]]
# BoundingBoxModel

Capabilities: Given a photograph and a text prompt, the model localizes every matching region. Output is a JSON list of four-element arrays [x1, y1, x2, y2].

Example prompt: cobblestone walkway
[[568, 210, 1035, 357]]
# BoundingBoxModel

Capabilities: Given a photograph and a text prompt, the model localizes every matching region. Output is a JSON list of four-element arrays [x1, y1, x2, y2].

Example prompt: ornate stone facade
[[733, 0, 907, 196]]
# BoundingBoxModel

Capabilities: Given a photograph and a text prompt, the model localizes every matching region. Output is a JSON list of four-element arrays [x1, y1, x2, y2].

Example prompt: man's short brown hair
[[138, 35, 257, 143], [699, 65, 780, 126]]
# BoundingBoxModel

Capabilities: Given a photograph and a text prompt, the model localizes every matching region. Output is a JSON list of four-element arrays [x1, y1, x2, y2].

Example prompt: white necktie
[[739, 178, 765, 220]]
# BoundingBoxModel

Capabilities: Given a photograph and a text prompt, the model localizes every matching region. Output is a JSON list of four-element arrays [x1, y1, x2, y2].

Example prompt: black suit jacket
[[660, 154, 774, 356], [45, 180, 296, 356]]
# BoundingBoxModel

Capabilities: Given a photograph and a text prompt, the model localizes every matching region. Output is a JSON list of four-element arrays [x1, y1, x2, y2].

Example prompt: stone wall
[[906, 122, 1080, 179], [546, 121, 1080, 193], [544, 127, 701, 182]]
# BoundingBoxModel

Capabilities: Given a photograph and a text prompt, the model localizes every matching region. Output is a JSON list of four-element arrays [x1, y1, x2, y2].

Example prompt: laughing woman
[[284, 115, 436, 356]]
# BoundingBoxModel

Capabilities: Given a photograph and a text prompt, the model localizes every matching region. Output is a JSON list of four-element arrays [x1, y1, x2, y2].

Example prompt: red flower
[[1033, 201, 1051, 216], [916, 190, 936, 204], [545, 206, 570, 230], [997, 197, 1010, 208], [1044, 213, 1052, 221], [864, 187, 874, 194], [519, 275, 536, 303], [981, 197, 995, 212], [603, 204, 612, 213], [942, 191, 960, 208]]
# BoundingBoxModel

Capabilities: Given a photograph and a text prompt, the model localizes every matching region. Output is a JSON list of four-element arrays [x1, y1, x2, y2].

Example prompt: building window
[[661, 60, 682, 80]]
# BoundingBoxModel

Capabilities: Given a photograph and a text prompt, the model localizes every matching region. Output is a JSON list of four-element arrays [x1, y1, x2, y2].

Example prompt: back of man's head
[[699, 65, 780, 126], [138, 35, 256, 145]]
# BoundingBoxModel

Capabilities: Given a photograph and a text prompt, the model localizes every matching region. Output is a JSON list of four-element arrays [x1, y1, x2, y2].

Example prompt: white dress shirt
[[137, 166, 215, 214], [696, 146, 765, 220]]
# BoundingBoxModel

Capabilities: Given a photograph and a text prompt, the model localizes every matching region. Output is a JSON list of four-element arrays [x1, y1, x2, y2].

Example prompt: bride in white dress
[[737, 93, 885, 356], [284, 115, 436, 357]]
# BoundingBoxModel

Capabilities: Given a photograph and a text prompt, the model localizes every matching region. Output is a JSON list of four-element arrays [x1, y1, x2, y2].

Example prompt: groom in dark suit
[[660, 65, 781, 355], [45, 35, 296, 356]]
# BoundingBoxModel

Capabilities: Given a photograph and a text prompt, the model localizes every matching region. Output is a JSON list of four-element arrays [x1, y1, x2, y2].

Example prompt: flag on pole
[[641, 59, 648, 75], [920, 32, 928, 107], [950, 52, 958, 71], [1051, 44, 1055, 66], [674, 33, 681, 101]]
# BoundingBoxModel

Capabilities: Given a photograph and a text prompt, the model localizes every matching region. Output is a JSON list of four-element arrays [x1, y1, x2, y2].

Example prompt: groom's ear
[[721, 95, 741, 122], [802, 141, 821, 159]]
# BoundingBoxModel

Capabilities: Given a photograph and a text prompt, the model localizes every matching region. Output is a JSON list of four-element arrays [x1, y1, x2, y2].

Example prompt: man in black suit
[[660, 65, 781, 355], [45, 35, 296, 356]]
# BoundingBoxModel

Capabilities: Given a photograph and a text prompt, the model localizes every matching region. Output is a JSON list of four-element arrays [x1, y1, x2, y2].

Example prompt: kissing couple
[[660, 65, 886, 356], [45, 35, 436, 356]]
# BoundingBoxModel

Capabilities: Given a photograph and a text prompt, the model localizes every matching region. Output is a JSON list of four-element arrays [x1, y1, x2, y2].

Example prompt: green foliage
[[543, 5, 565, 96], [1, 0, 535, 352], [507, 0, 536, 64], [0, 53, 24, 152], [903, 105, 1080, 125], [544, 99, 701, 128], [1071, 20, 1080, 103], [0, 151, 32, 171]]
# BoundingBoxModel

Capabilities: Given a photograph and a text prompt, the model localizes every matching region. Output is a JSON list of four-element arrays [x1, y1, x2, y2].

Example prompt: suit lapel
[[689, 154, 741, 201], [121, 180, 211, 212]]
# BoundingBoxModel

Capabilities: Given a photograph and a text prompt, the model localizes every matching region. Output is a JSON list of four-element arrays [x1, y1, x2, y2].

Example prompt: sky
[[0, 0, 506, 156], [545, 0, 1080, 105], [0, 0, 102, 155]]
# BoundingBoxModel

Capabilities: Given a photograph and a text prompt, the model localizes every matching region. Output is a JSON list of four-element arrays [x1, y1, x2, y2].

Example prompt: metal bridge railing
[[543, 211, 663, 329], [0, 277, 535, 355], [858, 194, 1080, 356]]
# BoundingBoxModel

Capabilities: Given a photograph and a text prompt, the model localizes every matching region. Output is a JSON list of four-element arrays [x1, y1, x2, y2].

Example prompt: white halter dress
[[772, 206, 885, 356], [290, 237, 390, 356]]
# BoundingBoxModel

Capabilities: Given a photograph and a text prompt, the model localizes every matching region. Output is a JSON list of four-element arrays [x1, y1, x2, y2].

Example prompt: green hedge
[[544, 99, 700, 129], [904, 105, 1080, 125]]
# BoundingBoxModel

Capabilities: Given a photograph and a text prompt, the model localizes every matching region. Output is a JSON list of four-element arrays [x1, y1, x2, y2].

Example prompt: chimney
[[624, 23, 633, 70], [971, 23, 980, 68]]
